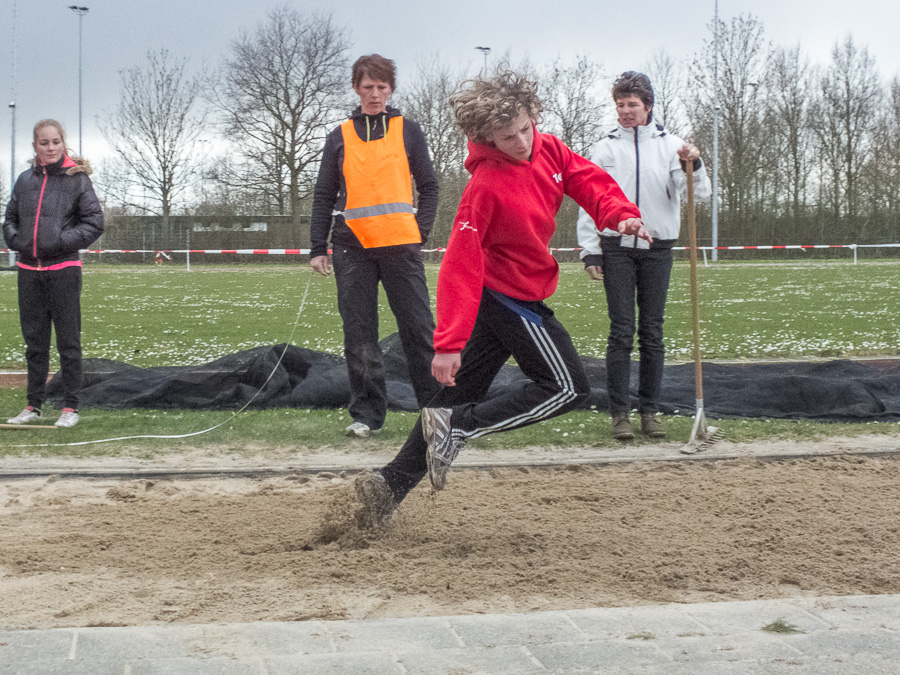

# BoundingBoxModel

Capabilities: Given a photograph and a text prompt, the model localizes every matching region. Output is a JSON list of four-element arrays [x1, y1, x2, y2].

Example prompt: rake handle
[[686, 161, 704, 401]]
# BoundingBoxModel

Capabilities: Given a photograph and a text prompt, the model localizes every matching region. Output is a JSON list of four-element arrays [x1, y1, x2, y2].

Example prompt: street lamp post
[[711, 0, 719, 262], [8, 0, 18, 266], [475, 46, 491, 74], [68, 5, 89, 157]]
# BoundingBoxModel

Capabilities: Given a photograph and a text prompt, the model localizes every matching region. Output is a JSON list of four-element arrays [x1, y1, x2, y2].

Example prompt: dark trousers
[[332, 244, 440, 430], [17, 265, 83, 410], [600, 240, 673, 415], [381, 291, 590, 502]]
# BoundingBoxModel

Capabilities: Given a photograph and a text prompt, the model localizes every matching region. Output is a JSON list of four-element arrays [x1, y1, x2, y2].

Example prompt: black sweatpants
[[380, 290, 590, 502], [17, 265, 84, 410], [332, 244, 440, 430]]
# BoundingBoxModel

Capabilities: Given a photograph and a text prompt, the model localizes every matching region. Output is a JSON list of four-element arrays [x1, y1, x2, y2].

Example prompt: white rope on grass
[[4, 271, 315, 449]]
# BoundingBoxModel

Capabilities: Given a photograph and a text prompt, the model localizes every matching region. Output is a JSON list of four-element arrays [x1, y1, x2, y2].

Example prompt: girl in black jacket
[[3, 119, 104, 427]]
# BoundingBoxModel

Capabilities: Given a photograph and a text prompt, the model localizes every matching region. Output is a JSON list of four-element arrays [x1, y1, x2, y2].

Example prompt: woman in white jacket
[[577, 71, 711, 440]]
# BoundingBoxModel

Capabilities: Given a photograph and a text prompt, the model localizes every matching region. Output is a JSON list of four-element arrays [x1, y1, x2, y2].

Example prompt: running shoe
[[422, 407, 464, 491], [54, 409, 80, 428], [354, 471, 395, 528], [345, 421, 371, 438], [6, 406, 41, 425]]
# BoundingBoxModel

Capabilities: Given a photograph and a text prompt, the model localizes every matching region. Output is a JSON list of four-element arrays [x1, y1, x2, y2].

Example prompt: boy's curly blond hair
[[450, 69, 542, 144]]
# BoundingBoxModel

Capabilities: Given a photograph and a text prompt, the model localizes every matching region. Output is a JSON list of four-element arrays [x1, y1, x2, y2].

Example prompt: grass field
[[1, 260, 899, 454], [3, 260, 900, 368]]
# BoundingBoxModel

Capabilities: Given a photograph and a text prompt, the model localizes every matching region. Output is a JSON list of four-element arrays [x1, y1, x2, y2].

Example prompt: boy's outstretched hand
[[617, 218, 653, 243]]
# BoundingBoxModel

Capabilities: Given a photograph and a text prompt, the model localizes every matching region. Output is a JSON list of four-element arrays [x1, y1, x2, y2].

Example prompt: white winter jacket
[[577, 119, 711, 254]]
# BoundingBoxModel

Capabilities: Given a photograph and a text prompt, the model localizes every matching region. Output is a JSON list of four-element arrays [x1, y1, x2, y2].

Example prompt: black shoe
[[354, 471, 395, 528]]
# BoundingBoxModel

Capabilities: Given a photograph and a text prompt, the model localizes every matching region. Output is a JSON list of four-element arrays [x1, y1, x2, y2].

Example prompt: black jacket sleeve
[[59, 174, 104, 253], [310, 128, 342, 258], [2, 187, 19, 249], [403, 120, 439, 244]]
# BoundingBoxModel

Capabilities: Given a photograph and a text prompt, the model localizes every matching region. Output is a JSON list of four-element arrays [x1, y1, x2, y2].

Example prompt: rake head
[[680, 399, 721, 454], [680, 425, 721, 454]]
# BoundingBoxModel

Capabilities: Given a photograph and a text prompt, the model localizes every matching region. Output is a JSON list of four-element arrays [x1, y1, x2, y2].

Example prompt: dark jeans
[[17, 265, 83, 410], [600, 239, 673, 415], [332, 244, 440, 430], [381, 291, 590, 503]]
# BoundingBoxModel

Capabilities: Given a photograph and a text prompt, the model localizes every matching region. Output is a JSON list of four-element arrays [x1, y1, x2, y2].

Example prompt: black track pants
[[381, 291, 590, 502], [332, 244, 440, 430], [17, 265, 83, 410]]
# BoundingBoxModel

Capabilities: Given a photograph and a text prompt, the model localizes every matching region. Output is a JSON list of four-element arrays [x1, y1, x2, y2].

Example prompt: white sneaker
[[6, 407, 41, 425], [345, 421, 371, 438], [55, 409, 80, 428]]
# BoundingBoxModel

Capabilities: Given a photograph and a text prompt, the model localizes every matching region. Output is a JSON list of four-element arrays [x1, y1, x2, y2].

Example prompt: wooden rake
[[681, 160, 720, 454]]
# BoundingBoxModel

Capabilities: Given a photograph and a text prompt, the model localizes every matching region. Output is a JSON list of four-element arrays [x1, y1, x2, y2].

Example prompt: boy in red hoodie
[[356, 70, 650, 525]]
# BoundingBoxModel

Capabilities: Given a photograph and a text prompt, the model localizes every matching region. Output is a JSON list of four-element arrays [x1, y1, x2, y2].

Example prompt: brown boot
[[611, 413, 634, 440], [641, 413, 666, 438]]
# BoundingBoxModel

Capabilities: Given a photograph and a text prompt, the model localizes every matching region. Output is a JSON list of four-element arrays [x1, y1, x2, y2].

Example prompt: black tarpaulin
[[48, 334, 900, 422]]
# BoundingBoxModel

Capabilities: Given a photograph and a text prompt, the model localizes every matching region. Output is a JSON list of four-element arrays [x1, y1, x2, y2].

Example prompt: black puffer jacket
[[3, 154, 104, 267]]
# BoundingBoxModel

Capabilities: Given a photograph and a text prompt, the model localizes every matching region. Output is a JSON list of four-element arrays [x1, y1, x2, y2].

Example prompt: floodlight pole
[[69, 5, 89, 157], [8, 0, 18, 267], [475, 46, 491, 74], [711, 0, 719, 262]]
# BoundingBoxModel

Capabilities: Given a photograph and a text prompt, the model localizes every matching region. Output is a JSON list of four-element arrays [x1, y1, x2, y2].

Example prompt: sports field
[[3, 260, 900, 369], [1, 261, 899, 631], [1, 260, 899, 452]]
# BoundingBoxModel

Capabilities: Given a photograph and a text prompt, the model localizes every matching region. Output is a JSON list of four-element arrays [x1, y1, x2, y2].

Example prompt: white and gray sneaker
[[345, 421, 371, 438], [54, 409, 79, 428], [354, 471, 396, 528], [422, 407, 465, 491], [6, 407, 41, 425]]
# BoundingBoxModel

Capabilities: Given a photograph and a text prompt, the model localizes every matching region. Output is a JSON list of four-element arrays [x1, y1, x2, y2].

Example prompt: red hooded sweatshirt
[[434, 126, 641, 354]]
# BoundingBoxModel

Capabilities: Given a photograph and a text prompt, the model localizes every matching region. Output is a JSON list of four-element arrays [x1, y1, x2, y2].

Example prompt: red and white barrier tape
[[3, 244, 900, 256]]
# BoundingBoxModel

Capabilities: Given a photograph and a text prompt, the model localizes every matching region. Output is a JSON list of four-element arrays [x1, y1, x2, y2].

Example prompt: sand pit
[[1, 453, 899, 630]]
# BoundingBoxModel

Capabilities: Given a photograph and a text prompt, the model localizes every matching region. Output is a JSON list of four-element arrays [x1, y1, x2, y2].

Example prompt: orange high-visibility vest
[[340, 116, 421, 248]]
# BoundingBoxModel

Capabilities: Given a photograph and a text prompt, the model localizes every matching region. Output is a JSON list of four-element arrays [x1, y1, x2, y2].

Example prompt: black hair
[[611, 71, 654, 109]]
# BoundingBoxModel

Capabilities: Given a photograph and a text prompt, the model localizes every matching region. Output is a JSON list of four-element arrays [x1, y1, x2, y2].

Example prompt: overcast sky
[[3, 0, 900, 184]]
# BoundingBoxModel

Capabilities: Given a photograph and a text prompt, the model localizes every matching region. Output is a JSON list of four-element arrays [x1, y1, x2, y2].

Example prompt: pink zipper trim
[[33, 170, 49, 259], [17, 260, 83, 271]]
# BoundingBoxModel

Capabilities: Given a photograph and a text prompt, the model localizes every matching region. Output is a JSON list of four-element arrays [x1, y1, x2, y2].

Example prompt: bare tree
[[690, 14, 771, 242], [860, 76, 900, 241], [810, 36, 881, 225], [540, 54, 609, 157], [207, 6, 351, 225], [398, 56, 468, 178], [642, 49, 687, 135], [395, 56, 469, 247], [766, 46, 814, 225], [100, 49, 206, 233]]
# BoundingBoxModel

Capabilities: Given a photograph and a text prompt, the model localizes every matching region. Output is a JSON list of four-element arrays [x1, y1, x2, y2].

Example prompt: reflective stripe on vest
[[340, 116, 421, 248]]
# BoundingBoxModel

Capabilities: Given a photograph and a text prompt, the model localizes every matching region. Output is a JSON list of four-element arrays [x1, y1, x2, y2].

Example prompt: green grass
[[1, 261, 899, 457], [2, 387, 898, 458], [761, 619, 805, 635], [560, 260, 900, 361], [3, 260, 900, 370]]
